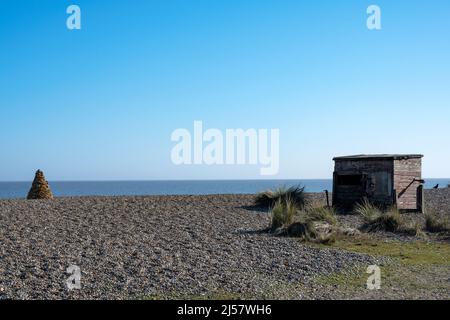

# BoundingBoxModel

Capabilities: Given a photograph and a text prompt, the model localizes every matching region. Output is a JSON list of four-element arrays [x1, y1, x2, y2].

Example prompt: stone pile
[[27, 170, 54, 200]]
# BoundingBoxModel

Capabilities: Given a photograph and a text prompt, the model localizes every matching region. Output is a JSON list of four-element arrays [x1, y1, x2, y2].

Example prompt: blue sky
[[1, 0, 449, 181]]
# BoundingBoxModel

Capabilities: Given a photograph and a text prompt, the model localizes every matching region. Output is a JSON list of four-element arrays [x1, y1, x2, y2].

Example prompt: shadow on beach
[[238, 205, 269, 213]]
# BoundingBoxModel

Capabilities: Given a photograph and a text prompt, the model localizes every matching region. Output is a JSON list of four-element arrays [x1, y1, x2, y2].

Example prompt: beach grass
[[255, 185, 306, 209]]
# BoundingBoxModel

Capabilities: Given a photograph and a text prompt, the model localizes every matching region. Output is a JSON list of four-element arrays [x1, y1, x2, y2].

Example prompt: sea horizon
[[1, 178, 449, 200]]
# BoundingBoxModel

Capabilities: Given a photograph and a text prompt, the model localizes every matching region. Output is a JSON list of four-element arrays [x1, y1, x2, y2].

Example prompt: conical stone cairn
[[27, 170, 54, 200]]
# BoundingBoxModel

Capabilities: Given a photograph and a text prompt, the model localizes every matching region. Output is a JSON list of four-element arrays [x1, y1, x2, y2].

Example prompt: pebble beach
[[0, 190, 449, 300]]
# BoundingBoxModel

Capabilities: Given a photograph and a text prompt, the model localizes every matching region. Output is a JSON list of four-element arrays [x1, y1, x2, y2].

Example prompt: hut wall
[[393, 158, 422, 210], [333, 159, 394, 209]]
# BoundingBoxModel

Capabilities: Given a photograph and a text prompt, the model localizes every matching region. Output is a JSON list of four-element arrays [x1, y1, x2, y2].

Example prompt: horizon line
[[1, 177, 450, 183]]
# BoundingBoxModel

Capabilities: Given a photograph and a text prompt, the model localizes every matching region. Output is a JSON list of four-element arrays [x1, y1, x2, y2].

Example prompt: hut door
[[417, 185, 424, 213]]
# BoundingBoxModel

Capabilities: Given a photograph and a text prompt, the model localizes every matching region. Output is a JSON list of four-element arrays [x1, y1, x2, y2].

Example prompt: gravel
[[1, 189, 448, 300], [424, 189, 450, 216], [0, 194, 377, 300]]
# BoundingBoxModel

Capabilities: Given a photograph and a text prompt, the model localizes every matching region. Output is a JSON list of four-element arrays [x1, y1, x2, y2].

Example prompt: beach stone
[[312, 222, 334, 235], [27, 170, 54, 200], [338, 226, 361, 237]]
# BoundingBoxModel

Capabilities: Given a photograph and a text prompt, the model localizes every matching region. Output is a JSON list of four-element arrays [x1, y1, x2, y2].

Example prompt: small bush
[[270, 198, 298, 231], [425, 213, 450, 233], [361, 207, 403, 233], [304, 206, 338, 225], [255, 185, 306, 209], [354, 199, 382, 223]]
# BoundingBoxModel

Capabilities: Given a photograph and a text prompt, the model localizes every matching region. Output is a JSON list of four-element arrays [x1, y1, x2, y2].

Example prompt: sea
[[0, 179, 449, 200]]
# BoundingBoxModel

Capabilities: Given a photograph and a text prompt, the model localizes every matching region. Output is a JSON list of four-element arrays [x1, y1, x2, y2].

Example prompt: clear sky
[[1, 0, 449, 181]]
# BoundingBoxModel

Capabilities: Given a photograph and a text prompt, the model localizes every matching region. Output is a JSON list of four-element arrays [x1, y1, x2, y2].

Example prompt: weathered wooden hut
[[332, 154, 424, 212]]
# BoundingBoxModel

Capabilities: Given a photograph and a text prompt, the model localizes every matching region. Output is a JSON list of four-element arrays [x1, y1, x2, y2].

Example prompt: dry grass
[[355, 200, 408, 233], [270, 199, 339, 244], [425, 212, 450, 233], [354, 199, 381, 222], [270, 198, 297, 231], [303, 206, 338, 225], [361, 207, 403, 233], [255, 185, 306, 209], [355, 201, 439, 237]]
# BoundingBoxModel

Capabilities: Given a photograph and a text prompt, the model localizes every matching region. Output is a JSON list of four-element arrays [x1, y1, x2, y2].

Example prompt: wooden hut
[[332, 154, 424, 212]]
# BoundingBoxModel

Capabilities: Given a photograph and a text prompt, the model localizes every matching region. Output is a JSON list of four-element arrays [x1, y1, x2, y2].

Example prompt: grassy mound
[[268, 196, 339, 244]]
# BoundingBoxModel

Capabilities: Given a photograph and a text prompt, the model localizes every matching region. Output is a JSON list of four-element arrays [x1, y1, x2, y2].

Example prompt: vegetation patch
[[303, 206, 338, 225], [258, 186, 360, 244], [260, 187, 449, 245], [355, 200, 424, 236], [354, 199, 381, 222], [329, 238, 450, 266], [267, 197, 341, 244], [255, 185, 306, 209], [314, 238, 450, 297], [270, 198, 297, 231], [315, 264, 368, 288], [361, 208, 403, 233], [425, 212, 450, 233]]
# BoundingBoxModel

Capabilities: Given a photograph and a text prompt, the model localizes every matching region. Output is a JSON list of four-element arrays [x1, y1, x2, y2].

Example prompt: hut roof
[[333, 154, 423, 161]]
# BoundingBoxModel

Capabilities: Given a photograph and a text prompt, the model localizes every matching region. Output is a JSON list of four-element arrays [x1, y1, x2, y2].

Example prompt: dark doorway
[[417, 185, 424, 213], [337, 174, 363, 186]]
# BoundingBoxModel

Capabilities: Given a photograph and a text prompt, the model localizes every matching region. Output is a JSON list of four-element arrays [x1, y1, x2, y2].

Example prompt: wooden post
[[325, 190, 330, 208]]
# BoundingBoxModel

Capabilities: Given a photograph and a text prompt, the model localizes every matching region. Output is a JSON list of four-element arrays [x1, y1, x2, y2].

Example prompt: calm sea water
[[0, 179, 449, 199]]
